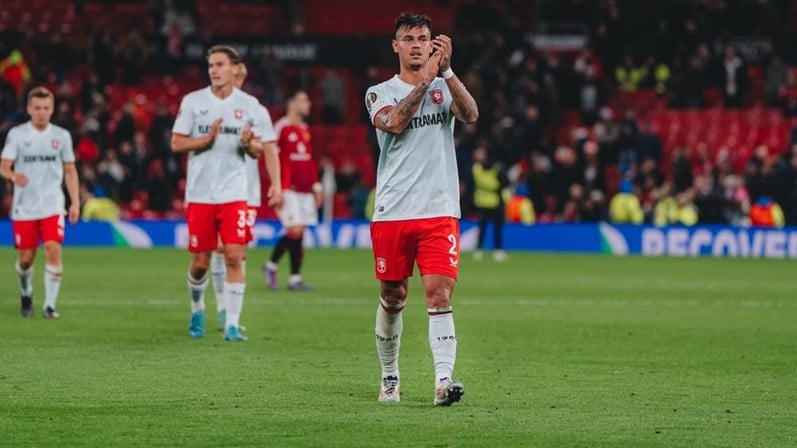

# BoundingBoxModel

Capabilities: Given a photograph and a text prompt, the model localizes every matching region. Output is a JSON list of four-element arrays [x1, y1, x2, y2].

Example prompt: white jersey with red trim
[[173, 86, 273, 205], [1, 122, 75, 220], [365, 75, 459, 221]]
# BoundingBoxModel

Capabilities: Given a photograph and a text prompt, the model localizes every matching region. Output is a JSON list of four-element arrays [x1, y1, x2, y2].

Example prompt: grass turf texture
[[0, 248, 795, 447]]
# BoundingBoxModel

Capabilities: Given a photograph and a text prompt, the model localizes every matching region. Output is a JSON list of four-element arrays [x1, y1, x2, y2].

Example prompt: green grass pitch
[[0, 248, 795, 447]]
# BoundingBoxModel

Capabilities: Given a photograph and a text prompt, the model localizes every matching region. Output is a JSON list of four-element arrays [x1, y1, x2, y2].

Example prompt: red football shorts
[[12, 214, 65, 249], [246, 207, 258, 244], [370, 216, 460, 281], [186, 201, 248, 253]]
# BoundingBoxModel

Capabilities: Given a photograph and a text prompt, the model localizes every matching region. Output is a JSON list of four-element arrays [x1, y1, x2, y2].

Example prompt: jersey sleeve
[[365, 85, 392, 126], [254, 105, 277, 143], [1, 128, 17, 160], [61, 130, 76, 163], [172, 95, 194, 135]]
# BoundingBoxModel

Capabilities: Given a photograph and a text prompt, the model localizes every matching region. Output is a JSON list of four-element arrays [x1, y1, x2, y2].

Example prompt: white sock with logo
[[428, 307, 457, 383], [376, 297, 404, 377], [43, 264, 62, 310], [187, 271, 209, 313], [224, 282, 245, 329]]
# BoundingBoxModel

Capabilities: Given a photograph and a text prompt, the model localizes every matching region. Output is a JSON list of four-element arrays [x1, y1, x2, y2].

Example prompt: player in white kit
[[365, 13, 478, 405], [0, 86, 80, 319], [209, 62, 281, 331], [172, 45, 281, 341]]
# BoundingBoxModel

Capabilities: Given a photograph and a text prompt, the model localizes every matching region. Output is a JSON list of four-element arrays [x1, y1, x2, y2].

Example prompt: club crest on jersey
[[430, 89, 444, 104], [376, 257, 387, 274], [234, 109, 243, 120], [51, 139, 60, 150]]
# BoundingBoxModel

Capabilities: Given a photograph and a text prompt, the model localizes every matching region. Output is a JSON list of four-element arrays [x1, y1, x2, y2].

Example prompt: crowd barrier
[[1, 220, 796, 258]]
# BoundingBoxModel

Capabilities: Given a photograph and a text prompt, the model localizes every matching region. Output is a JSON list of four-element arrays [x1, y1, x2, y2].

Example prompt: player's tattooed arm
[[432, 34, 478, 124], [374, 52, 443, 135], [447, 77, 479, 124]]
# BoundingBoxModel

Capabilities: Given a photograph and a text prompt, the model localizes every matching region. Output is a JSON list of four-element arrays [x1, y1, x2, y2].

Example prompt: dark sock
[[270, 236, 289, 263], [288, 237, 304, 275]]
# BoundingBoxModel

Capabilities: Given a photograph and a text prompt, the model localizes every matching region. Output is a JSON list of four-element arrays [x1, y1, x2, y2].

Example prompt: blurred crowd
[[1, 0, 797, 227], [452, 0, 797, 227]]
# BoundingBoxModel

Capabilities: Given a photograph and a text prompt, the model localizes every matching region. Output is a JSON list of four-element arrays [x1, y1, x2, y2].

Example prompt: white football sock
[[43, 264, 62, 310], [376, 297, 404, 377], [210, 252, 226, 312], [428, 308, 457, 383], [289, 273, 302, 286], [15, 261, 33, 296], [187, 271, 209, 313], [224, 282, 245, 328]]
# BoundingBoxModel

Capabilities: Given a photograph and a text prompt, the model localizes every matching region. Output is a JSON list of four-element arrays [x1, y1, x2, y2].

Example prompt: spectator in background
[[749, 196, 784, 228], [654, 190, 698, 227], [52, 101, 77, 138], [114, 102, 136, 147], [259, 47, 283, 106], [320, 69, 344, 124], [120, 30, 148, 85], [720, 44, 746, 108], [472, 145, 508, 262], [90, 26, 116, 87], [615, 55, 643, 92], [0, 46, 32, 99], [722, 174, 751, 226], [81, 186, 120, 221], [609, 179, 644, 224], [148, 102, 173, 153], [765, 55, 789, 106], [144, 159, 173, 212], [693, 174, 725, 224], [506, 184, 535, 225]]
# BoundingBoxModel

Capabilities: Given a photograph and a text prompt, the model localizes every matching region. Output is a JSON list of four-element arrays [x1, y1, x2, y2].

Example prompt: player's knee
[[224, 251, 244, 268], [18, 258, 33, 270], [425, 285, 453, 309], [381, 281, 407, 305]]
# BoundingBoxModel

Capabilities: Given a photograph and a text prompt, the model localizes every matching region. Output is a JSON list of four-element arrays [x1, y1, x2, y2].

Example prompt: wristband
[[442, 68, 454, 79]]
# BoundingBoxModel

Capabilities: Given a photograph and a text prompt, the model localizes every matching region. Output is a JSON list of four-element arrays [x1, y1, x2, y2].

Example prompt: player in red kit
[[263, 90, 322, 291]]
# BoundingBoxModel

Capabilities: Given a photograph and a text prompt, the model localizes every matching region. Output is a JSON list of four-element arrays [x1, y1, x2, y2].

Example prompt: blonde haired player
[[172, 45, 281, 341], [0, 86, 80, 319], [209, 62, 281, 331], [365, 13, 478, 405]]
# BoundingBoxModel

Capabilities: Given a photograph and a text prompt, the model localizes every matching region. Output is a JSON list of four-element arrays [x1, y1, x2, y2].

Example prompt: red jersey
[[274, 117, 319, 193]]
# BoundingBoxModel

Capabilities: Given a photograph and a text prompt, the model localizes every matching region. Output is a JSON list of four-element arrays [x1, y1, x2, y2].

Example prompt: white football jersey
[[245, 105, 277, 207], [1, 122, 75, 220], [365, 75, 460, 221], [173, 87, 273, 204]]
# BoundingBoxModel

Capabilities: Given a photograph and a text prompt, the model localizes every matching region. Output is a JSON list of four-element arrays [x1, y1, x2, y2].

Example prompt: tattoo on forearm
[[381, 81, 430, 130], [448, 77, 478, 122]]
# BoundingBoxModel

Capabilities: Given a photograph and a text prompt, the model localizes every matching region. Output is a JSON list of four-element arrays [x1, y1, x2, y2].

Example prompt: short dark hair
[[284, 89, 306, 104], [206, 45, 242, 64], [27, 86, 54, 104], [394, 12, 432, 35]]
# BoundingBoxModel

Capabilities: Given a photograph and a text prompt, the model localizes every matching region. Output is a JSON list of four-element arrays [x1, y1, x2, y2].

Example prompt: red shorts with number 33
[[186, 201, 248, 253], [370, 216, 460, 281], [12, 214, 65, 249]]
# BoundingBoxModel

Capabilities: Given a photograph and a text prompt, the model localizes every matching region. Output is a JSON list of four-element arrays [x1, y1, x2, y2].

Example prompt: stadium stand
[[2, 0, 797, 226]]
